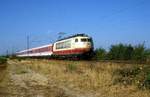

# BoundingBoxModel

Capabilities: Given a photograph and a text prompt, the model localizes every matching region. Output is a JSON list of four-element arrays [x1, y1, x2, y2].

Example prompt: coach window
[[75, 39, 78, 42]]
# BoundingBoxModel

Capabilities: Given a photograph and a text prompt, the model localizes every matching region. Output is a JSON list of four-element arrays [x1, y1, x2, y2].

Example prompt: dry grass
[[10, 59, 150, 97]]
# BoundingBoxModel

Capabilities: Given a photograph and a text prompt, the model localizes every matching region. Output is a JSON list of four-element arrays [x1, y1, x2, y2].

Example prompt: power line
[[58, 32, 66, 40]]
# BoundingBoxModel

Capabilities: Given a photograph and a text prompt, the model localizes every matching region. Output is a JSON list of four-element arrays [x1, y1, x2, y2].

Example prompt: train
[[16, 34, 94, 59]]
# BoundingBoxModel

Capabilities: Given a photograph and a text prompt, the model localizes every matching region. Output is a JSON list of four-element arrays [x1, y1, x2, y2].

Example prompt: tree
[[124, 44, 134, 60], [108, 43, 127, 60], [144, 49, 150, 62], [94, 48, 107, 60], [132, 44, 146, 62]]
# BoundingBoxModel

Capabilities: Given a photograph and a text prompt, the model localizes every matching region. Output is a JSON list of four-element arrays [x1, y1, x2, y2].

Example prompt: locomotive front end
[[74, 36, 94, 54]]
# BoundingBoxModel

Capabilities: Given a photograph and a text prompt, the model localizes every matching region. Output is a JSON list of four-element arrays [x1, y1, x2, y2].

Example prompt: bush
[[108, 44, 126, 60], [145, 49, 150, 63], [94, 43, 150, 62], [113, 65, 150, 89], [113, 67, 141, 85], [139, 67, 150, 89], [108, 43, 134, 60], [132, 44, 146, 62], [0, 57, 7, 64], [94, 48, 107, 60], [143, 73, 150, 89]]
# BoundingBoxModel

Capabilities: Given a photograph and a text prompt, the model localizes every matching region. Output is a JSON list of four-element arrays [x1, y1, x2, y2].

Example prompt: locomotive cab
[[74, 37, 93, 51]]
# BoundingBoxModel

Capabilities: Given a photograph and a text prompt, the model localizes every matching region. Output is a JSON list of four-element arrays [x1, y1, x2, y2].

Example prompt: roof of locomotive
[[56, 33, 89, 42]]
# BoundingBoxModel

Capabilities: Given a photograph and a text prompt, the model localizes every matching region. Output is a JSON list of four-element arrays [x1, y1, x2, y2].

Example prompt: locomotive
[[16, 34, 94, 59]]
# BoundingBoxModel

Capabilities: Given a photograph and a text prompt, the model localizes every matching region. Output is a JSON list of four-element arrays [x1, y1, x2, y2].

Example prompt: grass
[[10, 59, 150, 97], [66, 64, 77, 73]]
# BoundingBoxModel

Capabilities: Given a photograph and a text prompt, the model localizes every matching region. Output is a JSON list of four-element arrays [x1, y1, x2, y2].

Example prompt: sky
[[0, 0, 150, 55]]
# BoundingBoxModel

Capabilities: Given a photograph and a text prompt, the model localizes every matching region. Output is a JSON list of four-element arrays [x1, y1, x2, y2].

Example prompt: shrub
[[108, 43, 134, 60], [143, 73, 150, 89], [139, 67, 150, 89], [0, 57, 7, 65], [94, 48, 107, 60], [132, 44, 146, 62], [113, 64, 150, 90], [145, 49, 150, 63], [113, 67, 141, 85], [94, 43, 150, 62]]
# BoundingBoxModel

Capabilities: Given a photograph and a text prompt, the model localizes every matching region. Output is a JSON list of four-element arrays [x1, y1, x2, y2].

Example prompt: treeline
[[94, 43, 150, 62]]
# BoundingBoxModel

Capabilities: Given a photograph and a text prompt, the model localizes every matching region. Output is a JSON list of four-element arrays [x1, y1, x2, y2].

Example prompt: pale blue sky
[[0, 0, 150, 55]]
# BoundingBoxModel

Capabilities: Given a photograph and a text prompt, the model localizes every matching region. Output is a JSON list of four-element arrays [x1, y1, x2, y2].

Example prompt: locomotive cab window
[[87, 38, 92, 42], [81, 38, 87, 42], [75, 39, 78, 42]]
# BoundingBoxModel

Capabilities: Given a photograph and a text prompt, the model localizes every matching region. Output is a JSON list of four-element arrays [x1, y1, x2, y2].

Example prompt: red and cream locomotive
[[16, 34, 94, 58]]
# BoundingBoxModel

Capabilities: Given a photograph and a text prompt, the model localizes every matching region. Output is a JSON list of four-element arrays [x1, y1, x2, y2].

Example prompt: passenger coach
[[16, 44, 53, 57]]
